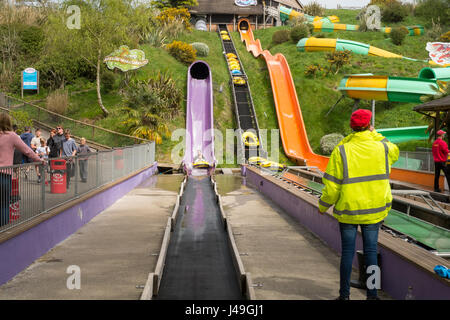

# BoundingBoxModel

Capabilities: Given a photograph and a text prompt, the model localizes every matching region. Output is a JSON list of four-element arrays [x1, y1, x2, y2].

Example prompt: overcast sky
[[302, 0, 416, 9]]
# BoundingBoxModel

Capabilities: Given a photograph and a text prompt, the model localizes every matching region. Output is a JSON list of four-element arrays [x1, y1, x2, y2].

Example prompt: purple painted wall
[[244, 167, 450, 300], [0, 163, 158, 286]]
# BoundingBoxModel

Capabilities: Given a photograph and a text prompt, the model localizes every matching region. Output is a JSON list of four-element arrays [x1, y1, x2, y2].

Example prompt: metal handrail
[[0, 142, 155, 234], [1, 93, 152, 144]]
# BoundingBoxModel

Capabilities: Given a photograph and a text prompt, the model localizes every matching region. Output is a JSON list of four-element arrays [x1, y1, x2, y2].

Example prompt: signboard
[[426, 42, 450, 66], [21, 67, 39, 98], [235, 0, 257, 6], [104, 45, 148, 72]]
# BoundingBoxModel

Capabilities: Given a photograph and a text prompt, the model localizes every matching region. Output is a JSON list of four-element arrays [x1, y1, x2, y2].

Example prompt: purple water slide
[[183, 61, 216, 173]]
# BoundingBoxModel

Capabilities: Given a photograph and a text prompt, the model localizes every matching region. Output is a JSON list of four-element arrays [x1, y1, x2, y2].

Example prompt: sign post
[[21, 68, 39, 98]]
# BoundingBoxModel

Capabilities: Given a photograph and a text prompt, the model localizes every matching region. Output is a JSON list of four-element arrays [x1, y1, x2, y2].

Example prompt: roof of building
[[414, 96, 450, 113], [189, 0, 264, 15], [274, 0, 303, 10]]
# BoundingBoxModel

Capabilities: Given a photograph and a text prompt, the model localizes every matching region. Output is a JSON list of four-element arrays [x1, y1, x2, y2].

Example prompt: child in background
[[36, 138, 49, 184]]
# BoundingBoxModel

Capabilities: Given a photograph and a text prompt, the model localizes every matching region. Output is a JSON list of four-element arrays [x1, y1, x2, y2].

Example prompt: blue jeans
[[0, 173, 12, 227], [339, 222, 381, 299]]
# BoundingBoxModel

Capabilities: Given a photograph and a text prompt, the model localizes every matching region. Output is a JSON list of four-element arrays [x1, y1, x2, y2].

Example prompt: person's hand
[[369, 125, 375, 132]]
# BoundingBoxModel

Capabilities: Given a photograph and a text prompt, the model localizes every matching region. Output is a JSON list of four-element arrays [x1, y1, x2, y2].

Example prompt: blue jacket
[[20, 132, 34, 147]]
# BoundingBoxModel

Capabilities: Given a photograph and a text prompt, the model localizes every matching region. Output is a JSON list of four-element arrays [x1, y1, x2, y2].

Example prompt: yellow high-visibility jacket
[[318, 130, 399, 224]]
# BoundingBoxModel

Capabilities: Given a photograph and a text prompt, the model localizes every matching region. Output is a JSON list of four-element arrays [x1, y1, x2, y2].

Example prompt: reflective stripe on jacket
[[318, 130, 399, 224]]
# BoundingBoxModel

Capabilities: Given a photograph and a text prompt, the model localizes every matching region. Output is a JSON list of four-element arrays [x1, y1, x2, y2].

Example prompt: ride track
[[183, 61, 216, 175], [237, 19, 445, 189]]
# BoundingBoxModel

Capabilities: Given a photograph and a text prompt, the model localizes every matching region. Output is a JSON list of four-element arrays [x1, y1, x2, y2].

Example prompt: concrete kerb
[[152, 217, 172, 297], [140, 272, 155, 300], [226, 221, 251, 299], [245, 272, 257, 300], [217, 195, 228, 227]]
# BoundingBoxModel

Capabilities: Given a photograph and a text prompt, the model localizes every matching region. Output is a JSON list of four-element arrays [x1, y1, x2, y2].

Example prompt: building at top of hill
[[189, 0, 303, 31]]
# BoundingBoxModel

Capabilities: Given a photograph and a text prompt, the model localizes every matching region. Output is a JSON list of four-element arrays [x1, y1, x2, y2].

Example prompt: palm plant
[[120, 71, 182, 144]]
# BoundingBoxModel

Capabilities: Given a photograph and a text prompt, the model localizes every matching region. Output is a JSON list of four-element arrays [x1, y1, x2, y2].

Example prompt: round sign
[[24, 68, 36, 73]]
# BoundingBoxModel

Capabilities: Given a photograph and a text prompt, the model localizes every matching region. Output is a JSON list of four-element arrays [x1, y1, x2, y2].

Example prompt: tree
[[151, 0, 198, 9], [62, 0, 138, 117]]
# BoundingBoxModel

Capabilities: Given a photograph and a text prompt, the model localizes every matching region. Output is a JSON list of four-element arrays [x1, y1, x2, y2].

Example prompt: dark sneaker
[[335, 296, 349, 300], [367, 296, 380, 300]]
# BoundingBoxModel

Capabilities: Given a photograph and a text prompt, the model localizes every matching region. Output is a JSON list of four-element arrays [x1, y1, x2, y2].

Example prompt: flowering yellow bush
[[156, 8, 192, 31], [166, 40, 197, 65]]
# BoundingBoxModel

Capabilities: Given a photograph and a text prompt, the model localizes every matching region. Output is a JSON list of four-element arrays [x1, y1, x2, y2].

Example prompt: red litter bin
[[50, 159, 67, 194], [9, 177, 20, 222], [114, 149, 124, 170]]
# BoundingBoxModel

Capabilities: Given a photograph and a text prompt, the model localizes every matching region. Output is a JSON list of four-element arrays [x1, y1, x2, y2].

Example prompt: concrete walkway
[[216, 175, 390, 300], [0, 174, 183, 299]]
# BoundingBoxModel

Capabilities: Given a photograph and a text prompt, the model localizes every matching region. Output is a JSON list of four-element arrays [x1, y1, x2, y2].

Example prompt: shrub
[[101, 70, 117, 93], [426, 18, 443, 41], [315, 33, 326, 38], [156, 7, 192, 37], [415, 0, 449, 27], [18, 25, 45, 59], [146, 28, 167, 47], [166, 40, 197, 65], [320, 133, 344, 155], [121, 71, 183, 143], [272, 29, 290, 45], [46, 89, 69, 115], [287, 15, 307, 27], [381, 1, 408, 23], [9, 110, 33, 134], [303, 1, 325, 16], [124, 71, 183, 120], [290, 24, 310, 43], [190, 42, 209, 56], [326, 50, 352, 74], [440, 31, 450, 42], [304, 64, 323, 78], [390, 26, 409, 45]]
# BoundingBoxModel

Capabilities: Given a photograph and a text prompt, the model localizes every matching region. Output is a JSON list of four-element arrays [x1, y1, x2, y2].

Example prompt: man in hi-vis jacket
[[318, 109, 399, 300]]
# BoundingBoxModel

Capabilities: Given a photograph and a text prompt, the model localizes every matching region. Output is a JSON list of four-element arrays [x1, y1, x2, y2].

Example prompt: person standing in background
[[62, 129, 77, 189], [0, 113, 42, 227], [77, 138, 91, 183], [47, 129, 58, 158], [12, 125, 23, 166], [19, 126, 34, 179], [432, 130, 450, 192], [30, 128, 42, 151], [52, 125, 65, 158], [36, 138, 50, 184]]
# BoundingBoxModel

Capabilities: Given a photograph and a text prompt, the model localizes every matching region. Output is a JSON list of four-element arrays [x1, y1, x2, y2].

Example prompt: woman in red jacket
[[432, 130, 450, 192], [0, 113, 42, 227]]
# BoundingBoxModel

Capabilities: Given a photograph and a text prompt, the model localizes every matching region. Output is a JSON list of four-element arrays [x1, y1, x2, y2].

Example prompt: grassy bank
[[232, 9, 434, 157]]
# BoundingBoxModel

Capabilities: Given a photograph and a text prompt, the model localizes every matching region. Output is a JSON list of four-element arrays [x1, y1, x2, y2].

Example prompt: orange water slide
[[237, 19, 439, 189], [238, 19, 329, 171]]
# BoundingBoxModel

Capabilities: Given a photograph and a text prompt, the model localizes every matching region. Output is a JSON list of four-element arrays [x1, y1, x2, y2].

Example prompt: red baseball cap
[[437, 130, 446, 136], [350, 109, 372, 129]]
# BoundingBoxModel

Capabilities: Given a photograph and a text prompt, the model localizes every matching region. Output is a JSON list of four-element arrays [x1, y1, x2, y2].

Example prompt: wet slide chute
[[183, 61, 216, 175]]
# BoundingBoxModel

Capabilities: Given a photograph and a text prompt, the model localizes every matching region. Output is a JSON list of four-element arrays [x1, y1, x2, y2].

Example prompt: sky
[[301, 0, 416, 9]]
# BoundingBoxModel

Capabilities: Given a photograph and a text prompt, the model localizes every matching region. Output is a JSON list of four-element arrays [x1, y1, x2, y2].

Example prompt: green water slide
[[339, 67, 450, 103], [386, 209, 450, 252], [287, 172, 450, 253], [377, 126, 429, 143]]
